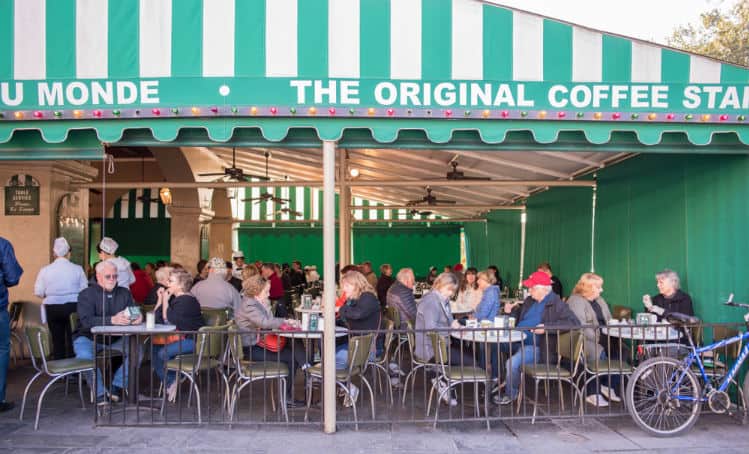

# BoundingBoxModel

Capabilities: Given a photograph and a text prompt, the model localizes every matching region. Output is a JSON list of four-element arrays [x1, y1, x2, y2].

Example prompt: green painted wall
[[474, 154, 749, 323], [464, 211, 521, 287]]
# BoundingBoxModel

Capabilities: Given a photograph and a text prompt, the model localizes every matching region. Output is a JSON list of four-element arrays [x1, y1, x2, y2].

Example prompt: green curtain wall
[[237, 225, 460, 279], [473, 153, 749, 323], [464, 211, 521, 287]]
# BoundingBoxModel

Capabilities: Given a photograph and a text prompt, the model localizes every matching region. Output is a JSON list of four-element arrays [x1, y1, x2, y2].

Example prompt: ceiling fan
[[406, 187, 456, 206], [270, 207, 303, 217], [446, 160, 491, 180], [242, 192, 290, 205], [198, 147, 271, 182], [409, 208, 434, 217]]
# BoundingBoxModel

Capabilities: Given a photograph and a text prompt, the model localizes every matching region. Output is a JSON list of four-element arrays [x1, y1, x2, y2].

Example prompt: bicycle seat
[[665, 312, 700, 326]]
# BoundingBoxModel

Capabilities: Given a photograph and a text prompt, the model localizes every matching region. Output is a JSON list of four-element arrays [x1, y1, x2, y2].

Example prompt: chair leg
[[360, 375, 376, 419], [304, 376, 316, 423], [279, 378, 289, 423], [34, 375, 66, 431], [269, 381, 276, 412], [78, 372, 86, 409], [19, 372, 43, 421], [558, 381, 565, 412], [426, 378, 438, 416], [531, 379, 540, 425]]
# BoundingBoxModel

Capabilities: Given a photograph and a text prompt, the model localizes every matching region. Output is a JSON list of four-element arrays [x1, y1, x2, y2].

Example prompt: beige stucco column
[[0, 161, 98, 323], [167, 200, 214, 275], [338, 150, 352, 266], [208, 188, 233, 260]]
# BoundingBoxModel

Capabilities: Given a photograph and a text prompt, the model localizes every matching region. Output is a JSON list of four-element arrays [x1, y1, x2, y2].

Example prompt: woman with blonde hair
[[336, 270, 381, 406], [567, 272, 623, 407]]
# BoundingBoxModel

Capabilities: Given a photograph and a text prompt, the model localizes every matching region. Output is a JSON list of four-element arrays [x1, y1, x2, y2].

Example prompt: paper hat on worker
[[53, 237, 70, 257], [232, 250, 245, 259], [98, 237, 118, 255], [522, 271, 552, 288], [208, 257, 227, 270]]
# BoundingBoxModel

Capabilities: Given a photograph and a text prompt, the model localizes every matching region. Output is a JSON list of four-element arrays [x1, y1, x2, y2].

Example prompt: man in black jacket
[[73, 260, 142, 405], [495, 271, 580, 405]]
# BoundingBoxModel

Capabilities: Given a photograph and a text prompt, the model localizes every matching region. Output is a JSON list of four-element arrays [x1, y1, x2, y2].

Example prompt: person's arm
[[245, 300, 284, 329], [547, 300, 581, 329], [33, 267, 46, 299], [339, 294, 379, 321], [567, 296, 596, 343], [1, 241, 23, 287], [77, 267, 89, 291], [474, 290, 491, 321]]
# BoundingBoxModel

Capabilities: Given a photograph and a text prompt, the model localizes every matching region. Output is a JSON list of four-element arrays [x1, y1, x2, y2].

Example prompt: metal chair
[[161, 323, 232, 423], [611, 305, 632, 321], [579, 344, 633, 405], [226, 325, 289, 422], [401, 321, 435, 406], [304, 334, 375, 430], [20, 325, 94, 430], [518, 331, 584, 424], [366, 319, 396, 405], [9, 301, 27, 364], [426, 332, 491, 429]]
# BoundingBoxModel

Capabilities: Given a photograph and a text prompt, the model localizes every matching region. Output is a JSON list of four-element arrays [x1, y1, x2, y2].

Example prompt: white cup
[[146, 312, 155, 330], [301, 313, 310, 331], [494, 316, 506, 329]]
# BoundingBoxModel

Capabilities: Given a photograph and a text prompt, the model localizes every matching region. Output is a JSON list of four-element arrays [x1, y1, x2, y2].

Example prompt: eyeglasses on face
[[102, 274, 118, 280]]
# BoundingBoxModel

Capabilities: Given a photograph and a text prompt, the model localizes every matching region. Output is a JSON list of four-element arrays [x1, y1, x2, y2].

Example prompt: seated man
[[73, 260, 143, 405], [191, 257, 241, 316], [386, 268, 417, 329], [495, 271, 580, 405]]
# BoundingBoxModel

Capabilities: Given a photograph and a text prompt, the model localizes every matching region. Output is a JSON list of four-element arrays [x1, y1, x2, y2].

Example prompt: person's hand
[[532, 323, 545, 335], [642, 294, 653, 309], [451, 319, 463, 330], [503, 302, 516, 314], [132, 314, 144, 325], [285, 319, 299, 328], [111, 310, 131, 326]]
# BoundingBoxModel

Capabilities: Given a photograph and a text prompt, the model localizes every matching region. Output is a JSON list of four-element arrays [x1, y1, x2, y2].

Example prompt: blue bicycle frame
[[672, 329, 749, 402]]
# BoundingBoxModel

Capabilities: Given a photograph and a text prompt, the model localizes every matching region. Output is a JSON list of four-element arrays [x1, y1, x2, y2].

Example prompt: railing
[[86, 321, 748, 428]]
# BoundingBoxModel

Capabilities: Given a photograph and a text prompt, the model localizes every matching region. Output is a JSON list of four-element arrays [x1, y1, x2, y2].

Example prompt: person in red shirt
[[129, 262, 154, 304], [261, 262, 287, 316]]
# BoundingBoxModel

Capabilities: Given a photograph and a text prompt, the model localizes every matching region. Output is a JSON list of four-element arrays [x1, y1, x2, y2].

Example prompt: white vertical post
[[322, 140, 337, 433], [518, 210, 527, 290], [590, 183, 597, 273]]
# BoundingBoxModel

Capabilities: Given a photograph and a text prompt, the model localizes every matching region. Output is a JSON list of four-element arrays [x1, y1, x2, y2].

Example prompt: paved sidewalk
[[1, 410, 746, 453]]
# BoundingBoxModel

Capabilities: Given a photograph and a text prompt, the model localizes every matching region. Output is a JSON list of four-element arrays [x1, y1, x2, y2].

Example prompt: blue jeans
[[151, 338, 195, 387], [335, 343, 381, 370], [0, 310, 9, 402], [73, 336, 132, 398], [505, 345, 540, 400]]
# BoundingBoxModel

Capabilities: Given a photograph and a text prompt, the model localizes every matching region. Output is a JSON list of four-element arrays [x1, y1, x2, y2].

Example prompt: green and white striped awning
[[108, 188, 171, 219], [2, 0, 749, 150], [234, 186, 445, 222]]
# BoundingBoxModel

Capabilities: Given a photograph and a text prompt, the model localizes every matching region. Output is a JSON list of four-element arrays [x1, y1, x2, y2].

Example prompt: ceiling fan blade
[[89, 188, 102, 195], [434, 200, 457, 204], [457, 175, 492, 181], [198, 172, 227, 177]]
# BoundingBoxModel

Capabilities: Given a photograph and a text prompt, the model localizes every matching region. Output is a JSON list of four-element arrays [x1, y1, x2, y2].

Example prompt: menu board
[[4, 174, 40, 216]]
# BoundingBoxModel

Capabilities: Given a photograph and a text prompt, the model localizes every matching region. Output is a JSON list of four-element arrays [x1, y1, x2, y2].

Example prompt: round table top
[[294, 306, 324, 314], [277, 326, 348, 339], [451, 329, 527, 344], [601, 325, 682, 341], [91, 323, 176, 334], [449, 304, 474, 316]]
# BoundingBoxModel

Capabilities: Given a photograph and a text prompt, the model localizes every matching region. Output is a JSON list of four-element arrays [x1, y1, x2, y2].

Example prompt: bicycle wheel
[[626, 356, 702, 437]]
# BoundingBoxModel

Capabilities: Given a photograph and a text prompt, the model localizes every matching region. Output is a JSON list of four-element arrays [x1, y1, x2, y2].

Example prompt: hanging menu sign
[[4, 174, 40, 216]]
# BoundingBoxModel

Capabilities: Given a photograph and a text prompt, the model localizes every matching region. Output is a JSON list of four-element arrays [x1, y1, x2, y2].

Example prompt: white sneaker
[[600, 385, 621, 402], [343, 383, 359, 407], [166, 381, 179, 403], [432, 378, 457, 407], [388, 362, 406, 376], [585, 394, 609, 407]]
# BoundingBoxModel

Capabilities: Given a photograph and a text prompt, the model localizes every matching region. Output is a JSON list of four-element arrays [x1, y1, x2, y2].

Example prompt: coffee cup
[[146, 312, 155, 330], [494, 316, 506, 329]]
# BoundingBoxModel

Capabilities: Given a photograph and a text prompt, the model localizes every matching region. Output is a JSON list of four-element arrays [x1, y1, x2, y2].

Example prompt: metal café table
[[451, 328, 527, 344], [91, 323, 176, 405]]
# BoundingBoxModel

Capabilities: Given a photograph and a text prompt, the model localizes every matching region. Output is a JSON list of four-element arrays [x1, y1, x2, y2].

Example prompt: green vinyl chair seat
[[45, 358, 94, 375], [307, 363, 358, 381], [521, 365, 573, 379], [238, 360, 289, 378], [586, 360, 633, 374], [443, 366, 491, 381], [165, 357, 222, 374]]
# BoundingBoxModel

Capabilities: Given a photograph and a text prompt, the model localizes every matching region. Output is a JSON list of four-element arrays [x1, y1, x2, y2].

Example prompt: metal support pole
[[518, 209, 527, 291], [322, 140, 337, 434], [590, 181, 597, 272], [339, 150, 352, 266]]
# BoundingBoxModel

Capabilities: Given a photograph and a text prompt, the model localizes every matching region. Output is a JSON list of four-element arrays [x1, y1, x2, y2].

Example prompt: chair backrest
[[428, 332, 449, 366], [24, 325, 51, 371], [226, 324, 244, 367], [347, 333, 374, 376], [713, 325, 741, 358], [9, 301, 27, 328], [195, 323, 231, 363], [557, 330, 583, 374], [201, 308, 228, 327], [385, 306, 401, 327], [69, 312, 79, 334], [612, 305, 632, 320]]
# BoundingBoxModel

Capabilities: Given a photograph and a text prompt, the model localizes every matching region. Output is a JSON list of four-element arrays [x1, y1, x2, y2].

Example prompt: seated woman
[[152, 268, 205, 402], [235, 275, 306, 407], [642, 269, 695, 320], [567, 272, 624, 407], [415, 272, 476, 406], [455, 267, 482, 312], [473, 271, 500, 322], [336, 271, 382, 406]]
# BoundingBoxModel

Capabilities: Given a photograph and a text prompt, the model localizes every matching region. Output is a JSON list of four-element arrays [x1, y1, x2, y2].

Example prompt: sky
[[488, 0, 728, 44]]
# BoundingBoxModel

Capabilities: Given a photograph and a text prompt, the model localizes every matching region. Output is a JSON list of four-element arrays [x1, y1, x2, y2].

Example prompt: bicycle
[[625, 294, 749, 437]]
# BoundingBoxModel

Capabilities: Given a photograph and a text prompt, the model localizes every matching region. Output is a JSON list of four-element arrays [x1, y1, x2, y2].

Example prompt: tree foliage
[[668, 0, 749, 67]]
